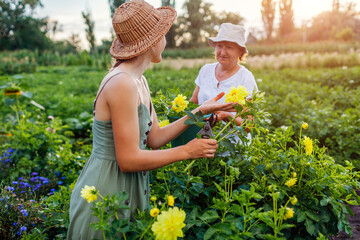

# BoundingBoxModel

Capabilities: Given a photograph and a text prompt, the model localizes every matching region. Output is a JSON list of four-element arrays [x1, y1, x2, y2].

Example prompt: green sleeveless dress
[[67, 73, 153, 240]]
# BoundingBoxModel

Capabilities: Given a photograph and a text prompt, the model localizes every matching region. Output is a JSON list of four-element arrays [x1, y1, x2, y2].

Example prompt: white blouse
[[195, 62, 258, 104]]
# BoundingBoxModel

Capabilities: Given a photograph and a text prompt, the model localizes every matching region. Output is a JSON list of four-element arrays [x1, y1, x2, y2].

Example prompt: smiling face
[[215, 41, 243, 66]]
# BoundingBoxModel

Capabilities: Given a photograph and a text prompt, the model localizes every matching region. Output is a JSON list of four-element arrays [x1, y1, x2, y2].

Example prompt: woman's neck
[[218, 61, 240, 73], [116, 54, 151, 80], [215, 62, 240, 82]]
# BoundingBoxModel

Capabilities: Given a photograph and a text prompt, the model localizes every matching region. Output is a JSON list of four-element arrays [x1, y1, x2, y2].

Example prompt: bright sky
[[34, 0, 358, 49]]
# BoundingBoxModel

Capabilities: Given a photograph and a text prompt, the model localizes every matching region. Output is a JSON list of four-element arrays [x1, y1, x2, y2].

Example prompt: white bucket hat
[[208, 23, 247, 52]]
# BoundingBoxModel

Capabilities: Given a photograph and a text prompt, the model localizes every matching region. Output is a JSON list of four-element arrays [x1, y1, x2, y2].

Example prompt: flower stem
[[139, 219, 154, 240], [183, 159, 196, 172], [299, 128, 302, 155], [215, 121, 232, 139]]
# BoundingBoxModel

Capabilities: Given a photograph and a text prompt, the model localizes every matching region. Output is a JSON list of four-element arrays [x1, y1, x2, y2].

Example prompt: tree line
[[0, 0, 359, 53]]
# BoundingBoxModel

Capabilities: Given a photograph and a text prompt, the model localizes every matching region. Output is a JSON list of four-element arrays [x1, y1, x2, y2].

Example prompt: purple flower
[[20, 191, 25, 193], [58, 181, 63, 185], [48, 116, 54, 120], [20, 226, 27, 231], [12, 181, 18, 185], [20, 209, 28, 217], [43, 180, 49, 184], [57, 171, 61, 176], [29, 200, 35, 203], [61, 176, 65, 180], [50, 188, 56, 192], [31, 172, 38, 176], [6, 186, 15, 191], [13, 222, 17, 226], [4, 159, 11, 163], [18, 177, 23, 180]]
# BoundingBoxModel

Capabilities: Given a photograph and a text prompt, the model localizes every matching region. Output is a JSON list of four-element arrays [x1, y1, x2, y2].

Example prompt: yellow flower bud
[[150, 196, 157, 202], [292, 172, 297, 178], [285, 178, 297, 187], [284, 207, 294, 220], [302, 122, 308, 129], [150, 208, 160, 217], [291, 197, 298, 205], [168, 195, 175, 207]]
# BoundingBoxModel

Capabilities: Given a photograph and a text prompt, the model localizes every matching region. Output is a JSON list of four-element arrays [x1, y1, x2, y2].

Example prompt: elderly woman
[[190, 23, 258, 126]]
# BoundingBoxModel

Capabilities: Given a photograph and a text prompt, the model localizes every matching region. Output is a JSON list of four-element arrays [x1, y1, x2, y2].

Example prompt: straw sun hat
[[110, 0, 177, 60], [208, 23, 247, 52]]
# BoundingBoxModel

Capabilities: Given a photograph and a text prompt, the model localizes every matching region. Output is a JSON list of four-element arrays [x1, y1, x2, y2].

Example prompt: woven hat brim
[[110, 6, 177, 60]]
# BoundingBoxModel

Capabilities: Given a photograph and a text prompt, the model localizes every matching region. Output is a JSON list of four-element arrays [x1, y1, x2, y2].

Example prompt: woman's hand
[[183, 138, 218, 159], [215, 111, 243, 125], [199, 92, 236, 115]]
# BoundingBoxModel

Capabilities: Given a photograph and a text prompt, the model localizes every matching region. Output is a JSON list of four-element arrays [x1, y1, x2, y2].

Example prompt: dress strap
[[140, 76, 153, 115], [93, 71, 130, 115]]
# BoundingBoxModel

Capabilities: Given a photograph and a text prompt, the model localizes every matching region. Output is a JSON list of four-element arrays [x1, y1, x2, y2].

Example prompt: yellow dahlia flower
[[302, 122, 308, 129], [151, 207, 186, 240], [171, 94, 189, 113], [285, 178, 297, 187], [284, 207, 294, 220], [158, 119, 170, 128], [168, 195, 175, 207], [80, 185, 98, 203], [304, 136, 313, 155], [291, 197, 298, 205], [225, 85, 249, 105], [150, 208, 160, 217]]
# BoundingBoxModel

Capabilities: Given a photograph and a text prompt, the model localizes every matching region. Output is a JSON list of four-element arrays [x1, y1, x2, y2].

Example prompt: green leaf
[[199, 210, 219, 222], [320, 211, 330, 223], [297, 210, 306, 223], [305, 218, 315, 235], [185, 111, 195, 120], [254, 164, 265, 174], [194, 122, 206, 128], [279, 223, 295, 231], [306, 210, 321, 222], [320, 197, 331, 206], [203, 227, 219, 240], [219, 138, 235, 152], [194, 110, 204, 121], [271, 164, 281, 177]]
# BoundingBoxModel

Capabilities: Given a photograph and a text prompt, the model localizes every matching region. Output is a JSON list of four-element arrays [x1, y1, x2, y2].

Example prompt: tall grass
[[1, 41, 359, 75]]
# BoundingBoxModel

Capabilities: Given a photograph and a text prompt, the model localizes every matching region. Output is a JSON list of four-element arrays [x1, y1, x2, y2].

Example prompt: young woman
[[67, 1, 236, 239]]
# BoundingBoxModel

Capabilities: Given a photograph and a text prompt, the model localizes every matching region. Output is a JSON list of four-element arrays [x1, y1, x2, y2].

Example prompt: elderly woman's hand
[[198, 92, 236, 115]]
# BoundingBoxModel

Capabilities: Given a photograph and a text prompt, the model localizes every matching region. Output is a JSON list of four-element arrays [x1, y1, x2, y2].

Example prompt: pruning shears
[[197, 113, 217, 139]]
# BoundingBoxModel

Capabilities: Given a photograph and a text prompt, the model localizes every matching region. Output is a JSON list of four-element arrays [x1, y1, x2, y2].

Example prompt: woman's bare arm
[[104, 75, 220, 172], [189, 86, 200, 104]]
